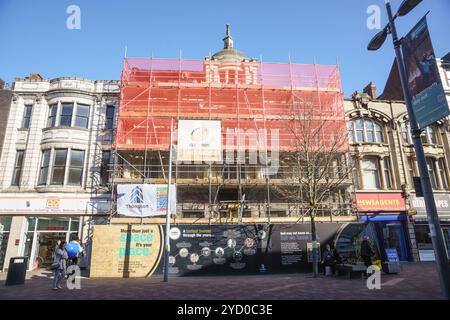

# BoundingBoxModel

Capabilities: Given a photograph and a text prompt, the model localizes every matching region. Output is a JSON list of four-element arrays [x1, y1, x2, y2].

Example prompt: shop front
[[0, 193, 111, 271], [410, 193, 450, 261], [0, 217, 12, 270], [354, 193, 411, 262]]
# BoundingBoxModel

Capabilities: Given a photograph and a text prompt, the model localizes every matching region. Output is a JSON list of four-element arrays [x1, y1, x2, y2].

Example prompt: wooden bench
[[335, 264, 367, 279]]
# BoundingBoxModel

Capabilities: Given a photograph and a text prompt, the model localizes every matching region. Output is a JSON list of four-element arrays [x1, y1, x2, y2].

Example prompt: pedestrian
[[52, 239, 61, 259], [51, 241, 68, 290], [322, 244, 334, 276], [67, 236, 84, 266], [360, 236, 375, 275]]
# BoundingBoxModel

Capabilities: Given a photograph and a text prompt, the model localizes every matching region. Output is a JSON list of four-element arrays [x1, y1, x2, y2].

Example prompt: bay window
[[68, 150, 85, 185], [38, 150, 51, 185], [51, 149, 68, 185], [75, 104, 90, 128], [59, 103, 73, 127]]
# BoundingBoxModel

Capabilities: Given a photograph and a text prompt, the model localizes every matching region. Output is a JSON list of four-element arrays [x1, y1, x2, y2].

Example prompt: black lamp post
[[368, 0, 450, 300]]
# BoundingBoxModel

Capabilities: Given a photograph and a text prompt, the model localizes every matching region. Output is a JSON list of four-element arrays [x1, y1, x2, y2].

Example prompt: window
[[347, 121, 355, 144], [402, 122, 412, 144], [74, 104, 90, 128], [351, 157, 360, 189], [68, 150, 85, 185], [439, 159, 449, 190], [51, 149, 67, 185], [362, 157, 380, 189], [421, 126, 438, 145], [426, 158, 438, 189], [408, 157, 416, 186], [101, 150, 111, 185], [11, 151, 24, 186], [59, 103, 73, 127], [38, 150, 51, 185], [21, 105, 32, 129], [106, 105, 115, 130], [47, 104, 57, 128], [348, 118, 383, 143], [383, 158, 392, 189]]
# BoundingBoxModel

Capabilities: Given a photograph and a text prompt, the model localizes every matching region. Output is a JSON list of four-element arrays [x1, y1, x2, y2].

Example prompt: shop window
[[105, 105, 115, 130], [74, 104, 90, 129], [59, 103, 73, 127], [68, 149, 85, 185], [21, 105, 32, 129], [11, 150, 24, 186], [51, 149, 68, 185], [47, 104, 57, 128], [38, 150, 51, 185], [349, 118, 384, 144], [362, 157, 380, 190], [414, 225, 433, 251]]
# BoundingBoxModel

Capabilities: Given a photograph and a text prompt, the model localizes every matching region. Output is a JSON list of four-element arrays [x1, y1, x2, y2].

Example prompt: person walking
[[360, 236, 375, 276], [52, 241, 68, 290], [322, 244, 334, 276]]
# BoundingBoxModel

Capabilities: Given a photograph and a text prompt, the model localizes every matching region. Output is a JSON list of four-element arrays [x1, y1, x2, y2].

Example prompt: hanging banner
[[177, 120, 222, 162], [402, 16, 450, 129], [117, 184, 176, 217]]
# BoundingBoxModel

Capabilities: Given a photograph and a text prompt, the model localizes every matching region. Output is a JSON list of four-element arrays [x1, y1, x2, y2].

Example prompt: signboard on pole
[[177, 120, 222, 162], [117, 184, 177, 217], [402, 16, 450, 129]]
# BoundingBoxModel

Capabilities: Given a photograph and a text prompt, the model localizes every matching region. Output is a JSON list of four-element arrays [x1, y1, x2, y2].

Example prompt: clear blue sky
[[0, 0, 449, 97]]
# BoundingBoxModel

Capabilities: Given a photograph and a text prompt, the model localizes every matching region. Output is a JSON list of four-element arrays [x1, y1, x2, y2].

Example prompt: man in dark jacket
[[360, 236, 375, 268]]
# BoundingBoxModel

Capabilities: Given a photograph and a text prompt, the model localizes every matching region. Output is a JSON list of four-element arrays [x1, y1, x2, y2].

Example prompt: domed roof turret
[[211, 24, 247, 62]]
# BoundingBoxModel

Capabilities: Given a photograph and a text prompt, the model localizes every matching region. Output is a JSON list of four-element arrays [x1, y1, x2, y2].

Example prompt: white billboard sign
[[117, 184, 177, 217], [177, 120, 222, 162], [0, 194, 111, 215]]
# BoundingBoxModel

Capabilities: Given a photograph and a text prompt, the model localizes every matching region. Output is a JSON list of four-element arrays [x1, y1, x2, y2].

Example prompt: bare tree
[[272, 97, 353, 277]]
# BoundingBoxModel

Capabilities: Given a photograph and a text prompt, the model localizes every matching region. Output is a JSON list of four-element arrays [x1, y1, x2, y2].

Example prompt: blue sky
[[0, 0, 449, 97]]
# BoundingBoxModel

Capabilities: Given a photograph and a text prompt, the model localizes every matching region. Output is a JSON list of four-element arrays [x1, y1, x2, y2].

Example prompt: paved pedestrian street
[[0, 263, 445, 300]]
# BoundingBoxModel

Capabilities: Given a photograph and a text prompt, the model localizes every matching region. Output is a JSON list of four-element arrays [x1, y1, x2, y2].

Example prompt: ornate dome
[[211, 24, 248, 62]]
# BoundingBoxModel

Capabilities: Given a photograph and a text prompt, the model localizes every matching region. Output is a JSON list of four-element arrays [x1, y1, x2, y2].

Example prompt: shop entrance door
[[36, 232, 67, 268], [381, 222, 409, 261]]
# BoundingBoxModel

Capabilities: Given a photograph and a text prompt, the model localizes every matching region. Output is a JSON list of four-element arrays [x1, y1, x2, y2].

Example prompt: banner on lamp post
[[117, 184, 177, 217], [402, 16, 450, 129]]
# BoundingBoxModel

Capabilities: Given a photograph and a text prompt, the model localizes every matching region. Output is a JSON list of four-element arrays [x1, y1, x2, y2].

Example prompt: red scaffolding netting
[[116, 58, 347, 152]]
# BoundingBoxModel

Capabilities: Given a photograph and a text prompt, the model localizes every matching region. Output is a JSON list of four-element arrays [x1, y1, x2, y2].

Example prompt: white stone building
[[0, 75, 119, 271]]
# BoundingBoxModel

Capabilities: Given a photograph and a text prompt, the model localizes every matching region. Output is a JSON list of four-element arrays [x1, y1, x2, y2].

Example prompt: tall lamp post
[[368, 0, 450, 299]]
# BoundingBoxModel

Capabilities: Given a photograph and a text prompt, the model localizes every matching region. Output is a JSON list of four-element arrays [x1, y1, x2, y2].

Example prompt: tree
[[272, 96, 353, 277]]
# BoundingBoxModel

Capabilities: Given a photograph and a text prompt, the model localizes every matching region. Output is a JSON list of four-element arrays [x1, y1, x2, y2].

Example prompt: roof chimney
[[363, 82, 377, 99]]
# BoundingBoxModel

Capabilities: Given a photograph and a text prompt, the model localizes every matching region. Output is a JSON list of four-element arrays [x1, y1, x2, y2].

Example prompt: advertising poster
[[117, 184, 177, 217], [177, 120, 222, 162], [90, 225, 164, 278], [402, 16, 450, 129]]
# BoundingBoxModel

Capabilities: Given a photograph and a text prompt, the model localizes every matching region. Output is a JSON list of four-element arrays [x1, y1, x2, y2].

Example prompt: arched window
[[348, 118, 384, 144]]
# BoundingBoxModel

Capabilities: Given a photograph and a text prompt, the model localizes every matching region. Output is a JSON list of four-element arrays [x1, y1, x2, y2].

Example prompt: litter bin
[[5, 257, 28, 286]]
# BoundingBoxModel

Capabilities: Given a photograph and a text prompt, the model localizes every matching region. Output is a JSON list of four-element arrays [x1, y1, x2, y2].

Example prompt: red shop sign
[[353, 193, 406, 212]]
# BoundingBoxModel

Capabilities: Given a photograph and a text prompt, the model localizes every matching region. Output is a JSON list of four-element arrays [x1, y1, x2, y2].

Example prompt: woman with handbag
[[51, 241, 68, 290]]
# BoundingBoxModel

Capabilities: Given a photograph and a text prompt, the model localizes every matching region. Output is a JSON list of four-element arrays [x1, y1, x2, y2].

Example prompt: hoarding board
[[177, 120, 222, 162], [117, 184, 176, 217], [90, 225, 164, 278], [402, 16, 450, 129]]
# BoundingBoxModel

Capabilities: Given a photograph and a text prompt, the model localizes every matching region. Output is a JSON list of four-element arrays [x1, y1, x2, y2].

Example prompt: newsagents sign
[[410, 194, 450, 219]]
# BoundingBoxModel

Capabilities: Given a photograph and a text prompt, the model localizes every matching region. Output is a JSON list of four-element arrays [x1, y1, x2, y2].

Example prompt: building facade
[[0, 75, 119, 271], [345, 52, 450, 262]]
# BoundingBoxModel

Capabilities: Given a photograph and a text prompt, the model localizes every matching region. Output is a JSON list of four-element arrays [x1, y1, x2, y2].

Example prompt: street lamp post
[[368, 0, 450, 299]]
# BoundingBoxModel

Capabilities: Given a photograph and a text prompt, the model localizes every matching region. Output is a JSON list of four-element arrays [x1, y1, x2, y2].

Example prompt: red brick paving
[[0, 263, 445, 300]]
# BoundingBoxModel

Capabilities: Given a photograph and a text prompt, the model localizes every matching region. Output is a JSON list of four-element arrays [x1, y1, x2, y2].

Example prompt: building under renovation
[[111, 25, 352, 224]]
